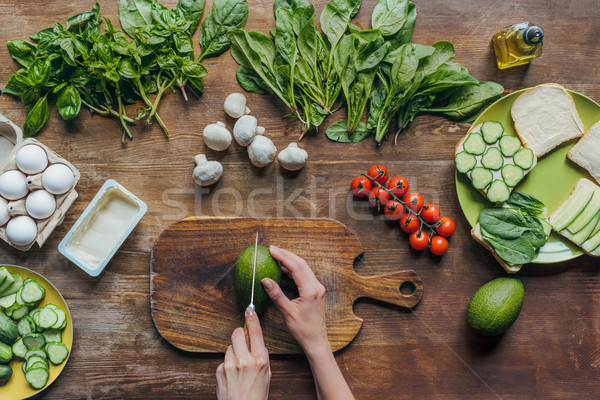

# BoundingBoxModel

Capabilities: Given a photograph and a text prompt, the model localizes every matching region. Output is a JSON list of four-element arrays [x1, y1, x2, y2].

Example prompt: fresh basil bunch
[[3, 0, 248, 141]]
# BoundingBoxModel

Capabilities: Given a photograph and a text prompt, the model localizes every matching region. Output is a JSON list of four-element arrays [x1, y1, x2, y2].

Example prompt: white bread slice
[[471, 224, 522, 273], [511, 83, 584, 158], [567, 120, 600, 185], [549, 178, 600, 257]]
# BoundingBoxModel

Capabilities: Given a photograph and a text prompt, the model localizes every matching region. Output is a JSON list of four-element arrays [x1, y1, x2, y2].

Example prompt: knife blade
[[248, 231, 258, 311]]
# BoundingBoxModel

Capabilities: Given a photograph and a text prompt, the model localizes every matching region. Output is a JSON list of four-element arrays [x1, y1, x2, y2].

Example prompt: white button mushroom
[[224, 93, 251, 119], [193, 154, 223, 186], [203, 122, 232, 151], [277, 143, 308, 171], [233, 115, 265, 147], [247, 135, 277, 168]]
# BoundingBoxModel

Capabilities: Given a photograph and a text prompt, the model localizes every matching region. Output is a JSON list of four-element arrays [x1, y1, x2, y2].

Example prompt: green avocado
[[466, 277, 524, 336], [233, 245, 281, 314]]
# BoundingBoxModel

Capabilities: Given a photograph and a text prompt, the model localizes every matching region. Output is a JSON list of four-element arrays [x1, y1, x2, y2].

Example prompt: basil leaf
[[23, 96, 49, 137], [326, 120, 372, 143], [177, 0, 206, 34], [119, 0, 153, 38], [7, 40, 37, 68], [198, 0, 249, 60], [28, 57, 51, 86], [66, 3, 100, 30], [3, 71, 34, 96], [174, 31, 194, 54], [56, 84, 81, 120], [372, 0, 409, 37], [118, 58, 139, 79]]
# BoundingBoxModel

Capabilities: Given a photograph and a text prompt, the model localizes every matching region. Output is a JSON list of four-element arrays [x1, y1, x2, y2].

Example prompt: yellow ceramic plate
[[455, 89, 600, 263], [0, 265, 72, 399]]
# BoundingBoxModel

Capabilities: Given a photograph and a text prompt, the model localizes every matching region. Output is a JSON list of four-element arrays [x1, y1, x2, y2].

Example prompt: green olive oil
[[492, 22, 543, 69]]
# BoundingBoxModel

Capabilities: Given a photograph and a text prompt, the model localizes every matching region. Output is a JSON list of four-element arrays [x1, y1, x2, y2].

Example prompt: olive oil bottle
[[492, 22, 543, 69]]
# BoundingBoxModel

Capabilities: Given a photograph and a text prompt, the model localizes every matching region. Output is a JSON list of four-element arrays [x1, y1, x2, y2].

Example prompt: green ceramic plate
[[455, 88, 600, 263]]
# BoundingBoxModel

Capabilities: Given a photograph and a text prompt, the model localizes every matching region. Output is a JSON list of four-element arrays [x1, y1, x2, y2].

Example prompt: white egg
[[0, 198, 10, 226], [0, 170, 28, 200], [26, 190, 56, 219], [42, 164, 74, 195], [6, 215, 37, 246], [16, 144, 49, 174]]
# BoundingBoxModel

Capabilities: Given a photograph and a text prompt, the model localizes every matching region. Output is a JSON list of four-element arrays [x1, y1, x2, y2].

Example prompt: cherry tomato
[[436, 217, 456, 237], [430, 235, 449, 255], [409, 231, 429, 251], [421, 204, 440, 224], [400, 213, 419, 233], [403, 193, 424, 213], [387, 176, 409, 198], [383, 200, 404, 220], [350, 176, 371, 198], [368, 187, 389, 207], [367, 165, 389, 185]]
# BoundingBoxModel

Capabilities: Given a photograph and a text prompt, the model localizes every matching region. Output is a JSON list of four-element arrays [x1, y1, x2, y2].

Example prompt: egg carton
[[0, 138, 80, 251]]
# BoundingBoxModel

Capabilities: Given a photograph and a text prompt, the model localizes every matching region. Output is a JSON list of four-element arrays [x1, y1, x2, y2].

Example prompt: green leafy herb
[[325, 120, 371, 142]]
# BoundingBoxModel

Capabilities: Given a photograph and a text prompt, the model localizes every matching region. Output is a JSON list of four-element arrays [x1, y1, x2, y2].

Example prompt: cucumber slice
[[25, 367, 49, 389], [463, 133, 486, 155], [20, 280, 45, 304], [513, 147, 535, 169], [550, 185, 594, 231], [11, 338, 27, 359], [22, 333, 46, 350], [17, 316, 37, 337], [570, 210, 600, 246], [0, 268, 12, 293], [471, 167, 493, 190], [26, 361, 48, 372], [582, 227, 600, 253], [481, 147, 504, 170], [486, 180, 511, 203], [42, 329, 62, 344], [37, 308, 58, 329], [0, 294, 16, 309], [24, 349, 47, 361], [51, 308, 67, 330], [0, 274, 23, 298], [11, 305, 30, 320], [502, 164, 524, 187], [45, 342, 69, 365], [455, 151, 477, 173], [481, 121, 504, 144], [499, 135, 522, 157], [566, 189, 600, 234], [24, 355, 47, 371]]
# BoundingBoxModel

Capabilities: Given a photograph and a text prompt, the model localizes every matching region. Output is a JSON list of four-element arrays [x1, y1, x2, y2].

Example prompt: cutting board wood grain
[[150, 217, 423, 354]]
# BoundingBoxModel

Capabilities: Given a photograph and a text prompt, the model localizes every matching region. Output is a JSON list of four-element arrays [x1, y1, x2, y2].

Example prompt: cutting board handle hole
[[399, 281, 417, 296]]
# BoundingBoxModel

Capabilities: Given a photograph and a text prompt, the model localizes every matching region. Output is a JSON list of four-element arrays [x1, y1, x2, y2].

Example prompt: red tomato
[[400, 214, 419, 233], [421, 204, 440, 224], [409, 231, 429, 251], [430, 236, 449, 255], [367, 165, 389, 185], [350, 176, 371, 198], [403, 193, 424, 213], [387, 176, 409, 198], [436, 217, 456, 237], [383, 200, 404, 220], [368, 187, 389, 207]]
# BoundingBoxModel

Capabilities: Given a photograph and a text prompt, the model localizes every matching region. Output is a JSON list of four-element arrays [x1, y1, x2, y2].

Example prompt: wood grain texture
[[0, 0, 598, 399], [151, 217, 423, 353]]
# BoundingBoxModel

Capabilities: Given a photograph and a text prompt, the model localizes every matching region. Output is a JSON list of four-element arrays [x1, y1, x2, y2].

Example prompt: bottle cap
[[523, 26, 543, 45]]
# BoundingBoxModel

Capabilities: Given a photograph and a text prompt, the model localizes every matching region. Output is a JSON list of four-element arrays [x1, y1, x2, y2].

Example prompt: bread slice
[[568, 120, 600, 185], [511, 83, 584, 158], [471, 224, 523, 273]]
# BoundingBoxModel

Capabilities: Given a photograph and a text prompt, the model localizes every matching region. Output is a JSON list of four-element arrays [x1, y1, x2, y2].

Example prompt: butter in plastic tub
[[58, 180, 147, 276]]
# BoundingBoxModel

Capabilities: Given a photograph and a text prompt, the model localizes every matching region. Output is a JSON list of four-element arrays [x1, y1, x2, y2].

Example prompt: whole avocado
[[467, 277, 524, 336], [233, 245, 281, 314]]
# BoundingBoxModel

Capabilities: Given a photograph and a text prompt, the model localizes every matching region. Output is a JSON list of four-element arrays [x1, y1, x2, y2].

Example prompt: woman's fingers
[[269, 245, 318, 293], [262, 278, 294, 316], [245, 307, 268, 357], [231, 327, 249, 357]]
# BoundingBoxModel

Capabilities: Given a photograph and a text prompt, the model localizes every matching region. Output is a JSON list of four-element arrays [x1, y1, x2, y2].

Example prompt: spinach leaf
[[23, 96, 49, 137], [320, 0, 360, 49], [273, 0, 309, 16], [481, 228, 536, 266], [506, 192, 546, 215], [119, 0, 153, 37], [56, 84, 82, 120], [325, 120, 372, 142], [236, 66, 269, 95], [198, 0, 248, 60], [177, 0, 206, 34], [479, 208, 533, 240], [390, 0, 415, 48], [371, 0, 409, 37]]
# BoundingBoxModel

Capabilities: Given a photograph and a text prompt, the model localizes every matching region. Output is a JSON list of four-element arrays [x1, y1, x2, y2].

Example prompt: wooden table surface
[[0, 0, 598, 399]]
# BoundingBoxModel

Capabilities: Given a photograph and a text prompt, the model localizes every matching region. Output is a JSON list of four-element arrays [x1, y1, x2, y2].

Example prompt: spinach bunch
[[3, 0, 248, 141], [228, 0, 360, 137], [479, 192, 549, 266]]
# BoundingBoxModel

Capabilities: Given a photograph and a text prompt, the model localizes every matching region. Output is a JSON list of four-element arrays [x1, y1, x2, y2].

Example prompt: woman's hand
[[262, 245, 329, 356], [216, 307, 271, 400]]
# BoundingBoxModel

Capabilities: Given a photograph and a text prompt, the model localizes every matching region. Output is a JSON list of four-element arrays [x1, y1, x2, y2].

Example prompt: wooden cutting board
[[150, 217, 423, 354]]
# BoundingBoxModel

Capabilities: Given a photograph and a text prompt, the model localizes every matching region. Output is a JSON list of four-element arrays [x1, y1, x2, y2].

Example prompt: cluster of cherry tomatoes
[[350, 165, 456, 255]]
